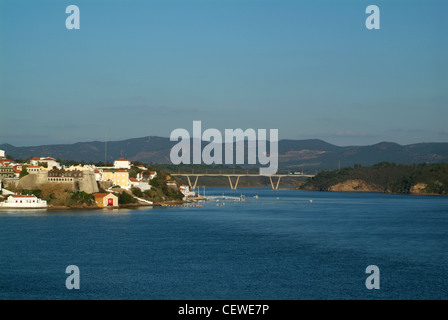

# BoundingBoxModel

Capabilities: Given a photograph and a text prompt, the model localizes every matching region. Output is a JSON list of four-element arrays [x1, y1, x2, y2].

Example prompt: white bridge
[[171, 173, 315, 190]]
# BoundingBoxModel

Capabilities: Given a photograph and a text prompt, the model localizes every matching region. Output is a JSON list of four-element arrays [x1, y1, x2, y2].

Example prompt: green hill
[[2, 138, 448, 171], [300, 162, 448, 195]]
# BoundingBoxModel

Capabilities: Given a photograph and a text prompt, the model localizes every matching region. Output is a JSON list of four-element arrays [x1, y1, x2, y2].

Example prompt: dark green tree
[[118, 192, 137, 204], [19, 166, 29, 178]]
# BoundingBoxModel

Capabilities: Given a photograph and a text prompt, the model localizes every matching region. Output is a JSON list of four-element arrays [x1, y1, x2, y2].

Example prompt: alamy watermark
[[64, 4, 379, 31], [170, 121, 278, 175], [365, 265, 380, 290], [65, 265, 80, 290], [65, 5, 80, 30]]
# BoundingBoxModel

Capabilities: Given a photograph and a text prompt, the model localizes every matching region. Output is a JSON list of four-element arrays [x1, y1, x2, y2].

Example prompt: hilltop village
[[0, 149, 191, 209]]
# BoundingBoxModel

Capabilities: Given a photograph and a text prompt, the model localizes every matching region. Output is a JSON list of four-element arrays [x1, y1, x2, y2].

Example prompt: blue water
[[0, 188, 447, 300]]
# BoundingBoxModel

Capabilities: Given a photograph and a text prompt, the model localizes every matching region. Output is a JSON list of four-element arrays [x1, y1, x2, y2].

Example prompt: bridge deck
[[171, 173, 314, 177], [171, 173, 314, 190]]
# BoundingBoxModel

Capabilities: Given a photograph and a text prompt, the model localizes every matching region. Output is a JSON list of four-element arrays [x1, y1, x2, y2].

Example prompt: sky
[[0, 0, 447, 147]]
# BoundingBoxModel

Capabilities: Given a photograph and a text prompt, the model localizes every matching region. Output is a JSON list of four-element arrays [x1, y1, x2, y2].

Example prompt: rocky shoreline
[[299, 179, 447, 196]]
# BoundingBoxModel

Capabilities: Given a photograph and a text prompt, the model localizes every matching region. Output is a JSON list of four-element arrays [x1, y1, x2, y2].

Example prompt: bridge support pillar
[[268, 176, 282, 190], [227, 176, 240, 190], [186, 176, 200, 190]]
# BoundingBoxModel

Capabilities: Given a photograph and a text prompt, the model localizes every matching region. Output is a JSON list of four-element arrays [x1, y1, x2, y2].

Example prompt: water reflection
[[0, 205, 159, 217]]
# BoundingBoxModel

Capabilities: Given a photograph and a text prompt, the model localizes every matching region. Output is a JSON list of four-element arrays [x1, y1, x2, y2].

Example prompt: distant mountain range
[[1, 137, 447, 171]]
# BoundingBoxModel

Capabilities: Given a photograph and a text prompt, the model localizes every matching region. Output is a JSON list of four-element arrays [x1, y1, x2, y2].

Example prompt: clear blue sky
[[1, 0, 447, 146]]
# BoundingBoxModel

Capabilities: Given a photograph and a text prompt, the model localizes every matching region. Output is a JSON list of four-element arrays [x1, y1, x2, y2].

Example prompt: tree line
[[300, 162, 448, 195]]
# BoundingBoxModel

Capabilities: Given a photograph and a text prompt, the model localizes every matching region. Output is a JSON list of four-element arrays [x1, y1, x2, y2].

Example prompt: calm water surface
[[0, 188, 447, 299]]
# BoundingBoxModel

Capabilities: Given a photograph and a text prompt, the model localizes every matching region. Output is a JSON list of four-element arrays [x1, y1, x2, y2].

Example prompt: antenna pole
[[105, 132, 107, 165]]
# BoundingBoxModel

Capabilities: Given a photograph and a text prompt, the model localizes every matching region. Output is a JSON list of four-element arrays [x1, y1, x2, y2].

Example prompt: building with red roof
[[114, 158, 131, 169], [0, 194, 47, 208], [94, 192, 118, 207], [29, 157, 61, 169]]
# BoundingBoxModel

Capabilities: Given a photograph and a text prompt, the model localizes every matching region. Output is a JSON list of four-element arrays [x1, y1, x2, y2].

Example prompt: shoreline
[[45, 200, 186, 210], [0, 200, 187, 211], [296, 188, 448, 197], [2, 187, 445, 211]]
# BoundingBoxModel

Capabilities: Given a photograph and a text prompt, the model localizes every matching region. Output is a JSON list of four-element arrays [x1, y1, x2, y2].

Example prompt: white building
[[130, 178, 151, 191], [0, 195, 47, 208], [13, 165, 23, 178], [0, 150, 5, 159], [179, 185, 189, 194], [26, 165, 42, 174], [94, 169, 102, 181], [167, 181, 177, 188], [30, 157, 61, 169], [136, 170, 157, 182], [65, 165, 95, 172], [179, 185, 196, 197], [114, 158, 131, 169]]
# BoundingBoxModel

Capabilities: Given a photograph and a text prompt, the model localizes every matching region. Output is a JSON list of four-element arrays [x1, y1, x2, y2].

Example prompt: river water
[[0, 188, 447, 299]]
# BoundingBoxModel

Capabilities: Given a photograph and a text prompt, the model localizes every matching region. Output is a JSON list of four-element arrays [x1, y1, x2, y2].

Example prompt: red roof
[[41, 157, 56, 161], [11, 195, 37, 198], [94, 193, 115, 198], [130, 178, 138, 182], [116, 170, 128, 173], [115, 158, 130, 162], [31, 157, 41, 160]]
